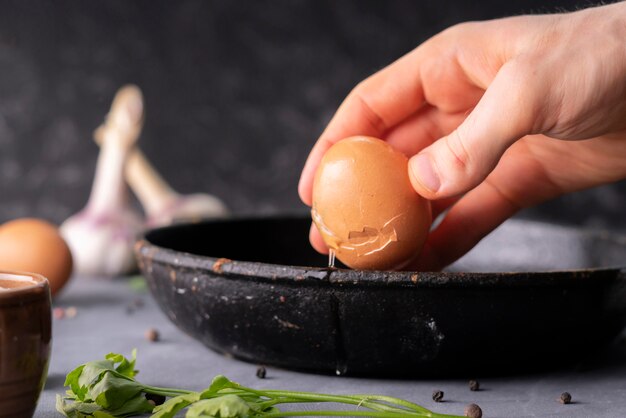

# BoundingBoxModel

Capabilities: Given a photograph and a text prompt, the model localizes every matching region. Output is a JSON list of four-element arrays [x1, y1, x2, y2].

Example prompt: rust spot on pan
[[212, 258, 232, 273]]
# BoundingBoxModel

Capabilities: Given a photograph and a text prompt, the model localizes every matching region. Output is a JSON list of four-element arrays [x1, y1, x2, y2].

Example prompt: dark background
[[0, 0, 624, 231]]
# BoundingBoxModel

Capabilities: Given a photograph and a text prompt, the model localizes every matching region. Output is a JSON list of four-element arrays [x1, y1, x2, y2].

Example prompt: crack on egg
[[311, 206, 341, 250], [312, 206, 402, 257], [344, 214, 400, 256]]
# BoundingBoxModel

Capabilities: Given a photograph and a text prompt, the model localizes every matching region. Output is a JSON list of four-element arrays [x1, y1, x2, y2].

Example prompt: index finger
[[298, 48, 427, 206]]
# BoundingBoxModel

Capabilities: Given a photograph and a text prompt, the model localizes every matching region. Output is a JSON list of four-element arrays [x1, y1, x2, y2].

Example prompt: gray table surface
[[35, 275, 626, 418]]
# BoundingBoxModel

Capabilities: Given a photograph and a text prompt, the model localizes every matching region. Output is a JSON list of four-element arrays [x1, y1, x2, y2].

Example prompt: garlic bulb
[[60, 85, 144, 276]]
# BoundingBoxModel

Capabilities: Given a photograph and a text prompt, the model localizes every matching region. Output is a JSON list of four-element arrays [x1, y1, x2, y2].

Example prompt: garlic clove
[[93, 91, 228, 228], [147, 193, 229, 227]]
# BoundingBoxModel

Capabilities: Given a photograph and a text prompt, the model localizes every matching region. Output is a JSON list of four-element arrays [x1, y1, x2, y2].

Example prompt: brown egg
[[0, 218, 73, 295], [312, 136, 431, 270]]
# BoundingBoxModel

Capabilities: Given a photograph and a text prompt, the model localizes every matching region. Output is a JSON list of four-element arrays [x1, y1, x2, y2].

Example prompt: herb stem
[[263, 410, 430, 417], [257, 397, 410, 414], [263, 391, 421, 412], [225, 386, 449, 417], [344, 394, 432, 414], [142, 385, 192, 397]]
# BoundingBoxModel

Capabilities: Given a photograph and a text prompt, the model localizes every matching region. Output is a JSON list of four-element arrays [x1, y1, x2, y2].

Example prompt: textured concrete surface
[[0, 0, 624, 231]]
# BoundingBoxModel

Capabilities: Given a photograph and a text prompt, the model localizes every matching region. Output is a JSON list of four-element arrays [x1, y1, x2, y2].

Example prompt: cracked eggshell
[[311, 136, 431, 270]]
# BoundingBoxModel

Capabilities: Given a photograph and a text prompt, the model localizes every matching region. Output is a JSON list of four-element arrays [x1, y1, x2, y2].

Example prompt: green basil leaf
[[185, 395, 251, 418], [151, 392, 201, 418], [92, 412, 117, 418], [207, 375, 233, 393], [64, 365, 87, 401], [77, 359, 117, 399], [106, 392, 154, 416], [56, 394, 102, 418], [90, 372, 144, 410], [106, 350, 138, 378]]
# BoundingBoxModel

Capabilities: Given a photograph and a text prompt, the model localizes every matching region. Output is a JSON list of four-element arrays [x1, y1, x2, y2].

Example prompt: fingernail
[[410, 154, 440, 193]]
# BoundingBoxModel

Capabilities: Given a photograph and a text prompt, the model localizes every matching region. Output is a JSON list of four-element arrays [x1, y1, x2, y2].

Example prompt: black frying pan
[[135, 216, 626, 377]]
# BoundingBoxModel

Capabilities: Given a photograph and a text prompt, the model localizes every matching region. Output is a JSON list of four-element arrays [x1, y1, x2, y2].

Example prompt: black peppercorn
[[559, 392, 572, 404], [256, 366, 267, 379], [144, 328, 159, 342], [469, 380, 480, 391], [464, 403, 482, 418], [432, 390, 444, 402]]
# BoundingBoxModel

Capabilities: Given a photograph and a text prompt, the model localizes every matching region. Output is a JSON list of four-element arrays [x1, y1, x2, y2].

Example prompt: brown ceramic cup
[[0, 271, 51, 418]]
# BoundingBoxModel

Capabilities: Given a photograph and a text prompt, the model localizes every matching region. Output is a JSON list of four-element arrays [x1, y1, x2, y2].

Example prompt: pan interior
[[145, 216, 626, 273], [146, 216, 328, 268], [452, 219, 626, 272]]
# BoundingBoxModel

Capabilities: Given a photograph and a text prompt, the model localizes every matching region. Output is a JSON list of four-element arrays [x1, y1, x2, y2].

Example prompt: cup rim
[[0, 270, 49, 295]]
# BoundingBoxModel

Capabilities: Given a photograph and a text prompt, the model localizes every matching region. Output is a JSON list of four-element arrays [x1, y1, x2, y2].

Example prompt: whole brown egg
[[0, 218, 73, 295], [312, 136, 431, 270]]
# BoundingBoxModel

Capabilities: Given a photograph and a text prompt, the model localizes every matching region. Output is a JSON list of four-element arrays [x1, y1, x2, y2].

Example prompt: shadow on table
[[44, 373, 68, 390]]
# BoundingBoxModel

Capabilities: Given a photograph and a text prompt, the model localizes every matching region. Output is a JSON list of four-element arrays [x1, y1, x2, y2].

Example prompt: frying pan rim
[[136, 215, 626, 288]]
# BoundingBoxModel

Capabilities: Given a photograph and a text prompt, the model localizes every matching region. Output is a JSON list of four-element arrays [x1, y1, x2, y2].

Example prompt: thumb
[[408, 59, 544, 199]]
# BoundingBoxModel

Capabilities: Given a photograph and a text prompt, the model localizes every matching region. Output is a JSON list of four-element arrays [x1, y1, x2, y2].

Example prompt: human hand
[[298, 2, 626, 271]]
